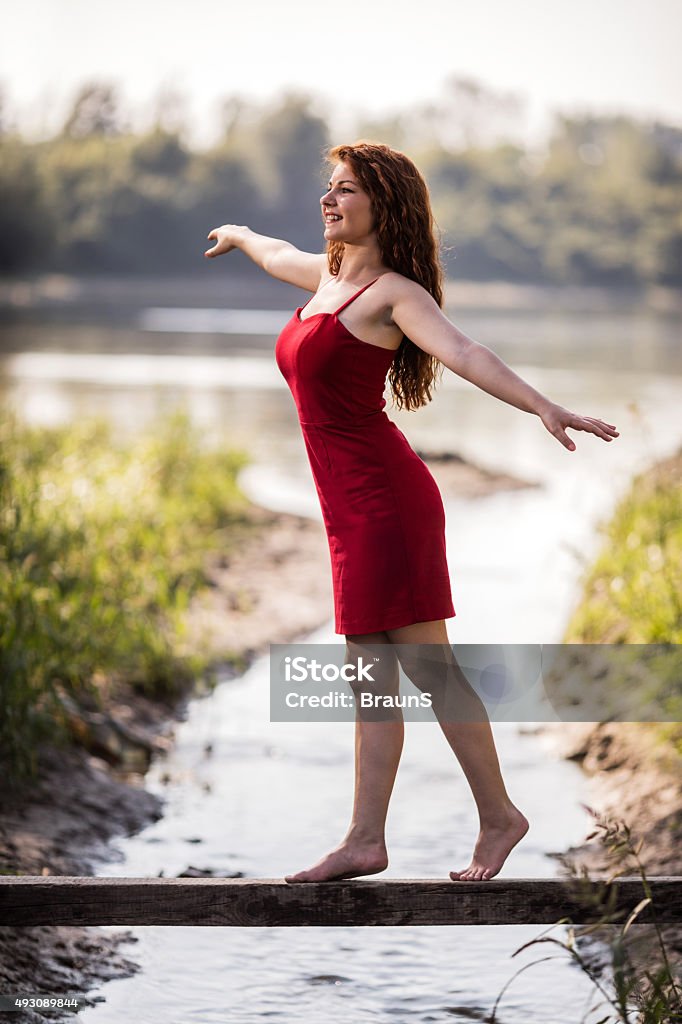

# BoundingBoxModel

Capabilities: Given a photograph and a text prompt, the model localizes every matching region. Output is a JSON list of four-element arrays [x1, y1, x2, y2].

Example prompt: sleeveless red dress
[[275, 275, 456, 636]]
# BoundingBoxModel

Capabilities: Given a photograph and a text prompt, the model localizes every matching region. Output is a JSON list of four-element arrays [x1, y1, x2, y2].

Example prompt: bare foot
[[449, 806, 529, 881], [284, 840, 388, 883]]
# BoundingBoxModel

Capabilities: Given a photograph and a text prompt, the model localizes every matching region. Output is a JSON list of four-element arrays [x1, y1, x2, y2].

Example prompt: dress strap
[[333, 277, 380, 316]]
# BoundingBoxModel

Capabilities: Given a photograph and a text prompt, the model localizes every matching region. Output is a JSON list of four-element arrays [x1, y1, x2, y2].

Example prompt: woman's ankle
[[345, 824, 387, 848], [478, 802, 527, 831]]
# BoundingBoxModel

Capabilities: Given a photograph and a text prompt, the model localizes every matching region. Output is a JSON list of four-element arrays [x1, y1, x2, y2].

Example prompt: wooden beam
[[1, 876, 680, 927]]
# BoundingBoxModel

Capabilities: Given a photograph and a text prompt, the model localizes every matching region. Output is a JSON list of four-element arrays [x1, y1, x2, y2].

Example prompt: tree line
[[0, 82, 680, 285]]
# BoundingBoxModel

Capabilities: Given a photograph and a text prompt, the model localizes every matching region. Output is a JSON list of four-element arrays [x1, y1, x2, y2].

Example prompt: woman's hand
[[204, 224, 247, 258], [537, 401, 620, 452]]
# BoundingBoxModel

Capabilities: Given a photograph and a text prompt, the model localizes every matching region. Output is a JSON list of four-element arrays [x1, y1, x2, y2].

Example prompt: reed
[[492, 811, 681, 1023]]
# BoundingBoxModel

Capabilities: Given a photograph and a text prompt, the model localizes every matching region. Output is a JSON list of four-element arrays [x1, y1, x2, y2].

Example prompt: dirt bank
[[0, 452, 536, 1021], [546, 720, 682, 974], [550, 721, 682, 878]]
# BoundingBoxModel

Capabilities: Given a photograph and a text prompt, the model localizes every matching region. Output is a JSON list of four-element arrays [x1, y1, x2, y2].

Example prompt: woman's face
[[320, 161, 375, 243]]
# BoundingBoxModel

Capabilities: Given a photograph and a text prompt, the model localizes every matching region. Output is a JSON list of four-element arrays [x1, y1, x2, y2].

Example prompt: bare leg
[[387, 619, 529, 881], [284, 633, 402, 883]]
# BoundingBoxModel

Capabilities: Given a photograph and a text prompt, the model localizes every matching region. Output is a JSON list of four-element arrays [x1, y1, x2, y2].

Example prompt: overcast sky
[[2, 0, 681, 148]]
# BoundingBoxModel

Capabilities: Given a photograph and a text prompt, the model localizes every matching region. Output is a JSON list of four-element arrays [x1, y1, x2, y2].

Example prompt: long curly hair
[[324, 141, 446, 411]]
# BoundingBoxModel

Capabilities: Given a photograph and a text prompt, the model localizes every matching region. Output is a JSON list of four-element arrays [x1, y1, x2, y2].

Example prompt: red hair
[[324, 141, 446, 411]]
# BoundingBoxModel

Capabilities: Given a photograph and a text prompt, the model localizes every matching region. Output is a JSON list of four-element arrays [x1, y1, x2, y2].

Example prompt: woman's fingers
[[572, 415, 620, 440], [204, 228, 223, 258], [579, 416, 619, 435], [544, 415, 576, 450], [542, 405, 620, 451], [204, 227, 237, 258]]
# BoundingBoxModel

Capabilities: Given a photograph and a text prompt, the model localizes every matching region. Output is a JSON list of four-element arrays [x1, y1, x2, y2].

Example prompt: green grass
[[0, 407, 256, 784], [562, 443, 682, 752], [564, 447, 682, 646]]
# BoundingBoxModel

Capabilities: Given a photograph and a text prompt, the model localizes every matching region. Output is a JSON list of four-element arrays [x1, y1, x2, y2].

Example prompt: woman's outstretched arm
[[204, 223, 324, 292], [388, 275, 620, 452]]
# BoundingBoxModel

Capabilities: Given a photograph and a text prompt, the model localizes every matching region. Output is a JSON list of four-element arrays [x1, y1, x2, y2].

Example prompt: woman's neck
[[335, 243, 386, 283]]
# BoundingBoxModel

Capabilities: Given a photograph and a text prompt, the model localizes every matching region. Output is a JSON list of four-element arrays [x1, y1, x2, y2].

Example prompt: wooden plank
[[1, 876, 680, 927]]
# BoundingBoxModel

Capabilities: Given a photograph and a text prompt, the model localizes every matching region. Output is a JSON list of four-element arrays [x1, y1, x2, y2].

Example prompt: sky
[[2, 0, 681, 149]]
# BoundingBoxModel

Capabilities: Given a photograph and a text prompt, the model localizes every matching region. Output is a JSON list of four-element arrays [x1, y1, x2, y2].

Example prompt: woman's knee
[[344, 633, 400, 697], [394, 642, 460, 694]]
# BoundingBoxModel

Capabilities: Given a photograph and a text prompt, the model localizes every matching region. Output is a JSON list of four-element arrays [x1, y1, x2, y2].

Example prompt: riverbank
[[549, 722, 681, 879], [556, 445, 681, 879], [0, 449, 534, 1021], [544, 718, 682, 990], [548, 447, 682, 977], [0, 500, 333, 1021]]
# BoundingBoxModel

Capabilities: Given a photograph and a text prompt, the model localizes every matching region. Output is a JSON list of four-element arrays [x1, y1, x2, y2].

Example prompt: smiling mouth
[[323, 213, 343, 224]]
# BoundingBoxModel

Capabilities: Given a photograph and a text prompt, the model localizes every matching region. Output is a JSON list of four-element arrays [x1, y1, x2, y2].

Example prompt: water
[[74, 651, 599, 1023], [2, 296, 680, 1022]]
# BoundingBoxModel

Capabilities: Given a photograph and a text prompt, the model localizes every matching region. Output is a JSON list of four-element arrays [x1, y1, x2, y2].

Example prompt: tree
[[255, 91, 330, 248], [61, 83, 126, 139]]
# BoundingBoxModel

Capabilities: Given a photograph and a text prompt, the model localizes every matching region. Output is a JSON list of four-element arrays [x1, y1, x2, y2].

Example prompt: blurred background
[[1, 0, 681, 286], [1, 2, 681, 1022]]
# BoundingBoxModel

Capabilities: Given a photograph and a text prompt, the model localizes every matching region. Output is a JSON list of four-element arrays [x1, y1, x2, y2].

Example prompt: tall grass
[[563, 410, 682, 750], [492, 812, 681, 1023], [0, 407, 254, 784], [564, 446, 681, 647]]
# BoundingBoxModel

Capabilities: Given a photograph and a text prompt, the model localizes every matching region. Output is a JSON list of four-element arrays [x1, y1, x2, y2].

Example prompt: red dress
[[275, 275, 456, 635]]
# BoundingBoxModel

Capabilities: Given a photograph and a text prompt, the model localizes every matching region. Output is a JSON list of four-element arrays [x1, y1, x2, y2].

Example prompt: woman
[[205, 141, 619, 884]]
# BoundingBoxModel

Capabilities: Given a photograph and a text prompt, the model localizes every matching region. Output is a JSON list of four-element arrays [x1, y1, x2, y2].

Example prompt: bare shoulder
[[375, 271, 438, 322], [375, 271, 463, 365]]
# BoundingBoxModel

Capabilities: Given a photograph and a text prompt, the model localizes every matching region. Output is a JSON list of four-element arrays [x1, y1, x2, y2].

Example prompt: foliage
[[564, 416, 681, 647], [0, 82, 680, 283], [0, 407, 252, 783], [562, 413, 682, 749], [492, 810, 681, 1023], [536, 434, 682, 1022]]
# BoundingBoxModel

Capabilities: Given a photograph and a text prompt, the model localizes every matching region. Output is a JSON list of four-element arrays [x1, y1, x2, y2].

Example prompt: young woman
[[205, 141, 619, 884]]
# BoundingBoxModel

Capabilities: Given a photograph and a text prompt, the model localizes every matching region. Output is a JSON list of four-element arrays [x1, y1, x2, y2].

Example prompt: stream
[[2, 298, 680, 1022]]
